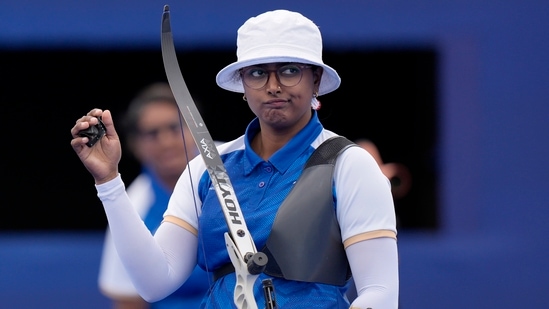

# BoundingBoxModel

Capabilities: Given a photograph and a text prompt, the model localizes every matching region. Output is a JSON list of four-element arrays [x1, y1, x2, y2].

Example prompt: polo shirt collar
[[243, 111, 323, 175]]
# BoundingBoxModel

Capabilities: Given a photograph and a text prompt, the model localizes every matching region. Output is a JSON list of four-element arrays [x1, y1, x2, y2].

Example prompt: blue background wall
[[1, 0, 548, 308]]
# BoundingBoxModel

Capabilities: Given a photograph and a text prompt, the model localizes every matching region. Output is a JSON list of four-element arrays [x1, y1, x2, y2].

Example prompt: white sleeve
[[98, 228, 140, 298], [96, 175, 198, 302], [98, 175, 153, 298], [347, 237, 399, 309], [335, 146, 397, 240]]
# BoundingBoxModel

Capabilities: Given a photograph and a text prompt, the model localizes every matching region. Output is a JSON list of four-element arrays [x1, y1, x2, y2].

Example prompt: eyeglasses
[[240, 63, 312, 90], [138, 122, 182, 142]]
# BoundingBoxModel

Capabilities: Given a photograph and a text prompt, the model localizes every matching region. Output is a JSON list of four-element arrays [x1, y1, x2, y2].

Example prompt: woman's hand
[[70, 108, 121, 184]]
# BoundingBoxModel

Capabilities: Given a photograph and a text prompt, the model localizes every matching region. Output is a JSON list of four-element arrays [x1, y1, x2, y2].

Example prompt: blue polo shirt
[[196, 111, 350, 308]]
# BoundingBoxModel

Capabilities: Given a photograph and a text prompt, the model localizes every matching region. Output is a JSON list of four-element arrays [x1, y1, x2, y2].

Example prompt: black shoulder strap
[[305, 136, 356, 168], [261, 136, 356, 285]]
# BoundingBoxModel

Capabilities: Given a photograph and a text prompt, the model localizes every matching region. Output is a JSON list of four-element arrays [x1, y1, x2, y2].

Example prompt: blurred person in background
[[98, 82, 210, 309], [355, 139, 411, 200]]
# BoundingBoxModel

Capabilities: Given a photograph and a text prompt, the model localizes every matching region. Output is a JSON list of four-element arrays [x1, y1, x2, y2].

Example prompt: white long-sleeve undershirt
[[97, 174, 197, 302], [347, 237, 399, 309]]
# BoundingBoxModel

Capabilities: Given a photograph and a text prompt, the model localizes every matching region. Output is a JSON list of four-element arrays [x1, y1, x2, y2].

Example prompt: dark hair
[[120, 82, 179, 140]]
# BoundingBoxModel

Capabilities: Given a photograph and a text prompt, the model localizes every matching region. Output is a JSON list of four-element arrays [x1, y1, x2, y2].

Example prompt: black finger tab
[[78, 118, 106, 147]]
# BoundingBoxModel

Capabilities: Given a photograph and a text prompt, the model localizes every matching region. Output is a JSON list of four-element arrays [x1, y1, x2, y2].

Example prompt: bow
[[160, 5, 270, 308]]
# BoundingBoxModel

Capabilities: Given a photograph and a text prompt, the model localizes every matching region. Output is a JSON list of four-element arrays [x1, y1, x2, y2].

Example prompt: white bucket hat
[[215, 9, 341, 96]]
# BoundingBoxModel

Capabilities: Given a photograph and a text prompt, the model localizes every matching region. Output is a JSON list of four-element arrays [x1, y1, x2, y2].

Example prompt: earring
[[243, 95, 247, 101], [310, 92, 321, 110]]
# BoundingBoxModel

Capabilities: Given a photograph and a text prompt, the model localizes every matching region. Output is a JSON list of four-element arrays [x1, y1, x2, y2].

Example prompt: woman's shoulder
[[310, 129, 338, 148], [215, 135, 245, 155], [311, 131, 380, 172]]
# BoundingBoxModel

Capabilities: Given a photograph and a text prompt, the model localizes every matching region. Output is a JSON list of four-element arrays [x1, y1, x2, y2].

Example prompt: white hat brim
[[216, 56, 341, 96]]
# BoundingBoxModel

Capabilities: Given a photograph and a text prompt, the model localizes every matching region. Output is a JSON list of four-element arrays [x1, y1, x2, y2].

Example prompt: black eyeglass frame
[[239, 63, 314, 90]]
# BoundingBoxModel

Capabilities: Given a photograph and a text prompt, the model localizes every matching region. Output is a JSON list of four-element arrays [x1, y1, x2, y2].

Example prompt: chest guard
[[261, 136, 356, 286]]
